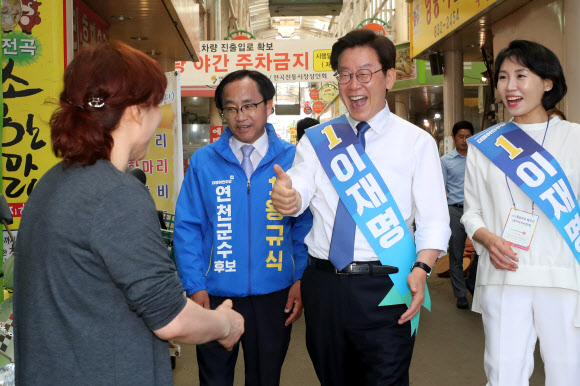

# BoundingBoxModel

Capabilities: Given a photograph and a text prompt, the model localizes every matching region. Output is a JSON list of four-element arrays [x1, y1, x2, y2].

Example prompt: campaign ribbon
[[306, 115, 429, 335], [469, 121, 580, 263]]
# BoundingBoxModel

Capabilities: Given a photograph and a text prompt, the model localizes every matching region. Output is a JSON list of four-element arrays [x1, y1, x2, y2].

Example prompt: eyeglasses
[[221, 100, 265, 118], [334, 69, 384, 85]]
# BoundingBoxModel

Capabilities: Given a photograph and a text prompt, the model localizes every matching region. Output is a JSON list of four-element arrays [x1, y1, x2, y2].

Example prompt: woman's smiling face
[[496, 57, 552, 124]]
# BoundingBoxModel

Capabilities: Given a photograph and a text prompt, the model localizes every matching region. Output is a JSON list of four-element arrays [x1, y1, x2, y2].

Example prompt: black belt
[[449, 203, 463, 208], [308, 256, 398, 276]]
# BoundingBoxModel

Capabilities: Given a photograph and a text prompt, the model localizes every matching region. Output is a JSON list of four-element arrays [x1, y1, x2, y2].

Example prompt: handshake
[[190, 290, 244, 351], [213, 299, 245, 351]]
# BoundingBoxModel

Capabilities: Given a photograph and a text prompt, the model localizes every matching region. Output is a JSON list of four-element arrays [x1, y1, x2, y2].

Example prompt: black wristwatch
[[411, 261, 432, 279]]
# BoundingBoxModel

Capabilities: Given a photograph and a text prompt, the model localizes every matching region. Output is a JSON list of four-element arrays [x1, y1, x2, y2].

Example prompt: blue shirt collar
[[449, 148, 464, 158]]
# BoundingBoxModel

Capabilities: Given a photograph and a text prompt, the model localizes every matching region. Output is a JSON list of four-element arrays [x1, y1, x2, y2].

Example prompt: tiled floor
[[172, 273, 544, 385]]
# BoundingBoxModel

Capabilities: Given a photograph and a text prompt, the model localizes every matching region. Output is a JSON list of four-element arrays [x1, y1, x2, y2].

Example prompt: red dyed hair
[[50, 41, 167, 167]]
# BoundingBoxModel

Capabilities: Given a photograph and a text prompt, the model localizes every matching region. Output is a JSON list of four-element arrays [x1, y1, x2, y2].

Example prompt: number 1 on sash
[[495, 135, 523, 159], [321, 125, 342, 150]]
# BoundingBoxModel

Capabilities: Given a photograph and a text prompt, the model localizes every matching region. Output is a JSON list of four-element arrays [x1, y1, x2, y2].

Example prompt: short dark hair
[[296, 117, 319, 141], [214, 70, 275, 111], [50, 41, 167, 167], [330, 29, 396, 73], [494, 40, 567, 110], [452, 121, 474, 136]]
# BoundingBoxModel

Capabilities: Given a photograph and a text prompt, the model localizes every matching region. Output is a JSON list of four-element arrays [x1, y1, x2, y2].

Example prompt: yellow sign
[[2, 1, 65, 228], [128, 72, 183, 215], [410, 0, 498, 58], [320, 84, 338, 102], [313, 50, 332, 72]]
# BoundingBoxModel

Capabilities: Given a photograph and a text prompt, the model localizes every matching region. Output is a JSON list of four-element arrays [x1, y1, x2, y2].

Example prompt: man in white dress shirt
[[272, 29, 450, 386]]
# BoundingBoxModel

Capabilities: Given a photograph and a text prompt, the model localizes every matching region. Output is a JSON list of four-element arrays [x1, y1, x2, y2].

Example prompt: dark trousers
[[448, 205, 468, 298], [466, 251, 479, 293], [301, 264, 415, 386], [196, 287, 292, 386]]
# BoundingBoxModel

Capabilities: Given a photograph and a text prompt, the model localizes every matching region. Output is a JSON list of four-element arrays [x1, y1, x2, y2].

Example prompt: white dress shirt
[[287, 103, 451, 262], [230, 129, 269, 170], [461, 117, 580, 321]]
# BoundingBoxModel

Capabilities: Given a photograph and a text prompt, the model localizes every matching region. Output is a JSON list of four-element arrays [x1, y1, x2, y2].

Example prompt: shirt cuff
[[415, 222, 451, 258]]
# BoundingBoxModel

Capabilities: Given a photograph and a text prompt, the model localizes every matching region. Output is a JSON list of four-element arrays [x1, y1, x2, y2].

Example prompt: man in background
[[440, 120, 475, 309], [296, 117, 319, 142]]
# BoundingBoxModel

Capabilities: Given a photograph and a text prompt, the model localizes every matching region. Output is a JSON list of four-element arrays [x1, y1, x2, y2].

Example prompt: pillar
[[443, 47, 463, 154], [394, 1, 409, 44], [564, 0, 580, 122], [394, 90, 409, 120]]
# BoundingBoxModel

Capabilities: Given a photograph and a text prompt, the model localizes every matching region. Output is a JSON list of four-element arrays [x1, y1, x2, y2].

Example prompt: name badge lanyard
[[504, 118, 551, 213], [502, 119, 549, 250]]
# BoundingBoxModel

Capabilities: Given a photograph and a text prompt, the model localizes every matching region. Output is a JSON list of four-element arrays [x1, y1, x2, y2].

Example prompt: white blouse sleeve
[[461, 143, 488, 256]]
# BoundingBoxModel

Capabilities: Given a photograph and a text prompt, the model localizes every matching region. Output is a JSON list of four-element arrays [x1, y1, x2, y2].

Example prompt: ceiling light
[[131, 36, 148, 41], [111, 15, 132, 22], [146, 50, 161, 57]]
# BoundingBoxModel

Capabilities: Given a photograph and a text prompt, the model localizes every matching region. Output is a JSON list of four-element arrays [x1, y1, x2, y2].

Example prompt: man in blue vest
[[440, 120, 475, 309], [272, 29, 450, 385], [174, 70, 312, 386]]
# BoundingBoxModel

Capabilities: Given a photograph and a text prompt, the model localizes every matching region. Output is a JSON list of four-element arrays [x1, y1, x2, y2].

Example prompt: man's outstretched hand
[[271, 164, 301, 215]]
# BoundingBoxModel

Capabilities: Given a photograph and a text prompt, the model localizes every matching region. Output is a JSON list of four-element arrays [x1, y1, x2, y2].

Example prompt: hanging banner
[[177, 38, 337, 87], [210, 125, 224, 143], [289, 126, 297, 145], [2, 0, 66, 230], [72, 0, 109, 55], [128, 72, 184, 214], [411, 0, 498, 58]]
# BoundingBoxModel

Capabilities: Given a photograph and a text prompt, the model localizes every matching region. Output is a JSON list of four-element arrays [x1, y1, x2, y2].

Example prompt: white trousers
[[480, 285, 580, 386]]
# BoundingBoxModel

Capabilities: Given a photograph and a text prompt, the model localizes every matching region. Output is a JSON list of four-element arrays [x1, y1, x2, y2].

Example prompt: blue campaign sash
[[306, 115, 429, 334], [469, 121, 580, 263]]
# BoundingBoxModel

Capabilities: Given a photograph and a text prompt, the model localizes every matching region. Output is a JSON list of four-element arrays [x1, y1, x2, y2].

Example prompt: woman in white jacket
[[461, 40, 580, 386]]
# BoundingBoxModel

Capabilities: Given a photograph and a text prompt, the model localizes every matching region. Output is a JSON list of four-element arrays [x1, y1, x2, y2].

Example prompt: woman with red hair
[[14, 41, 243, 385]]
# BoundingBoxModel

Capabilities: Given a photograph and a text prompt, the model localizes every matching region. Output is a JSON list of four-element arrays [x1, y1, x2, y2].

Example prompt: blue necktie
[[241, 145, 255, 180], [328, 121, 371, 271]]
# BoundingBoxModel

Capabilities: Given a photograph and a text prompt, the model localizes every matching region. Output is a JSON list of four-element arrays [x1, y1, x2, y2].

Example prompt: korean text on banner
[[177, 38, 337, 86], [2, 0, 66, 229], [128, 71, 184, 215]]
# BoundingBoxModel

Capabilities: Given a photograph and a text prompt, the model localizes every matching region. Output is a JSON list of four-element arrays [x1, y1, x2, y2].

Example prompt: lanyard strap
[[505, 118, 550, 213], [469, 120, 580, 264]]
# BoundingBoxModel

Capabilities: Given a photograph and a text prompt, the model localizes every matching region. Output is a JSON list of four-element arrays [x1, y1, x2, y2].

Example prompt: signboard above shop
[[177, 38, 337, 89], [410, 0, 498, 59]]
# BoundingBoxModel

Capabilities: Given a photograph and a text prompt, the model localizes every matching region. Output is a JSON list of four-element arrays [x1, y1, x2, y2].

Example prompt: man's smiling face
[[337, 45, 395, 122]]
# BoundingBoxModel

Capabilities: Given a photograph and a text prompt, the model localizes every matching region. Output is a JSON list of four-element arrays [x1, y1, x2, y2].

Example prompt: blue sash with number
[[306, 115, 429, 334], [469, 121, 580, 263]]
